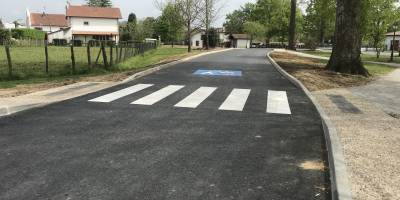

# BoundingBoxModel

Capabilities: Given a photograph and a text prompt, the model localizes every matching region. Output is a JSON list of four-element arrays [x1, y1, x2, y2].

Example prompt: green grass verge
[[299, 50, 400, 64], [0, 46, 196, 88]]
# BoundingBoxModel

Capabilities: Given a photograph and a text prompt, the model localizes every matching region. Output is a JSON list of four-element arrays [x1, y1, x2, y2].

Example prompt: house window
[[84, 21, 89, 26], [196, 41, 200, 46]]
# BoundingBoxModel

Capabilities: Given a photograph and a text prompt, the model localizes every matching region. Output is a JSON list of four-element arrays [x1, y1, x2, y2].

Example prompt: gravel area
[[313, 86, 400, 200]]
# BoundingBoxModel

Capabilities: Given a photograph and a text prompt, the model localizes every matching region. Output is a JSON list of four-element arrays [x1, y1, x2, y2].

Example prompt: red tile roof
[[66, 5, 122, 19], [30, 13, 68, 27]]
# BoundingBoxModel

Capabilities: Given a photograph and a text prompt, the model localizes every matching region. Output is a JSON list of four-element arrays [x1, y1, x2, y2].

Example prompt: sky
[[0, 0, 256, 26]]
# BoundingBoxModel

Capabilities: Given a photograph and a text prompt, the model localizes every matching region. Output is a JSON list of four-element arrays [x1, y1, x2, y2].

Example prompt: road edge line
[[266, 50, 352, 200]]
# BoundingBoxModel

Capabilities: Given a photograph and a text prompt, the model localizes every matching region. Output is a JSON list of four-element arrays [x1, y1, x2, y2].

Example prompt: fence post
[[70, 44, 76, 74], [87, 45, 91, 69], [5, 45, 12, 78], [109, 44, 113, 67], [101, 42, 108, 69], [119, 44, 123, 62], [115, 44, 119, 64], [44, 40, 49, 73]]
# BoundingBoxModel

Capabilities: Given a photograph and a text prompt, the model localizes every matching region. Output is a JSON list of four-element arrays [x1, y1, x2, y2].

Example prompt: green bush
[[0, 29, 11, 44], [11, 29, 45, 40]]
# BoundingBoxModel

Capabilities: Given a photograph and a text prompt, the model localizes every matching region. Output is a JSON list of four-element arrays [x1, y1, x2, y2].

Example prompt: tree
[[364, 0, 397, 58], [224, 3, 256, 34], [326, 0, 369, 76], [303, 0, 336, 46], [156, 2, 185, 47], [203, 0, 223, 49], [288, 0, 297, 50], [243, 21, 266, 44], [0, 18, 4, 29], [175, 0, 205, 52], [86, 0, 112, 7]]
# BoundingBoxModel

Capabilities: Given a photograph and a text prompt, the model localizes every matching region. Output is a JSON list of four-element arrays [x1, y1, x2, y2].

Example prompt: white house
[[26, 9, 68, 33], [191, 30, 204, 49], [44, 5, 122, 44], [385, 31, 400, 51]]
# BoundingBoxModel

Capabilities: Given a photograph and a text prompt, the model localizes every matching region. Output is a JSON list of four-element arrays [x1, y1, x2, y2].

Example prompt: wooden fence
[[1, 41, 158, 79]]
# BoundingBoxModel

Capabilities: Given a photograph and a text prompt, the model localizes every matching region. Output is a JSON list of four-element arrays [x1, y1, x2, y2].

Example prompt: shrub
[[53, 39, 67, 46], [11, 29, 45, 40], [71, 39, 82, 46], [0, 29, 11, 44]]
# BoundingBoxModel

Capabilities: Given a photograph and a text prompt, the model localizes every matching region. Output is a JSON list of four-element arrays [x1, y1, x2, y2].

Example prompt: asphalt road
[[0, 49, 330, 200]]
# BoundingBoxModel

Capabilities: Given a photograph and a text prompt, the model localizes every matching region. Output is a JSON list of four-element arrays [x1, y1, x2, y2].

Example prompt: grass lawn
[[298, 50, 400, 63], [0, 45, 201, 89]]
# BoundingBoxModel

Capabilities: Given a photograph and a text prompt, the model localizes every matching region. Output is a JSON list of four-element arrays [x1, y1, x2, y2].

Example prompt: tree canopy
[[86, 0, 112, 7]]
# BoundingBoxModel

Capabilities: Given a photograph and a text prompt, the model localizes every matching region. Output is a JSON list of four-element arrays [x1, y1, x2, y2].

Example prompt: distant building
[[385, 31, 400, 51], [27, 5, 122, 44], [191, 30, 205, 49], [230, 34, 251, 48], [26, 9, 68, 32]]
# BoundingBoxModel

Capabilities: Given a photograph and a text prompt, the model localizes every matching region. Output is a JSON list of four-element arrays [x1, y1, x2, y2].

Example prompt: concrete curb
[[266, 50, 352, 200], [0, 48, 232, 117]]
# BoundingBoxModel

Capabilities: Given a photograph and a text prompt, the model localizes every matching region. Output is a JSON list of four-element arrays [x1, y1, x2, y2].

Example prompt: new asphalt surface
[[0, 49, 330, 200]]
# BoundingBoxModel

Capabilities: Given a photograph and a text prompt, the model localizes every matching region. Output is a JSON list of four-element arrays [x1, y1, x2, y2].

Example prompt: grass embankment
[[299, 50, 400, 64], [0, 46, 200, 89], [270, 51, 395, 91]]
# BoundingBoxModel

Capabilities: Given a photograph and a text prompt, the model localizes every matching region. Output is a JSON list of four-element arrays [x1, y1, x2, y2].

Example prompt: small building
[[191, 30, 205, 49], [26, 10, 68, 33], [385, 32, 400, 51], [230, 34, 251, 48]]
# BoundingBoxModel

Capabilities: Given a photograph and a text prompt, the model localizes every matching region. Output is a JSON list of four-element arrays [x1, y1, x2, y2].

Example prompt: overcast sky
[[0, 0, 256, 26]]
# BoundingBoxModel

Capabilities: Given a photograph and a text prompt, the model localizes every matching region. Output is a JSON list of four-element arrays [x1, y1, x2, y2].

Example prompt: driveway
[[0, 49, 330, 200]]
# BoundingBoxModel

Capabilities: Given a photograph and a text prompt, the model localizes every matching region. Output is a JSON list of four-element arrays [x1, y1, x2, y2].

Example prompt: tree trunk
[[326, 0, 369, 76], [205, 0, 210, 50], [288, 0, 297, 50], [187, 21, 192, 53]]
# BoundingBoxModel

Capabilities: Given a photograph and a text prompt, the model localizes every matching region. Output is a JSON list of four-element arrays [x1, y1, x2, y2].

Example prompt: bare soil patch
[[270, 52, 373, 91]]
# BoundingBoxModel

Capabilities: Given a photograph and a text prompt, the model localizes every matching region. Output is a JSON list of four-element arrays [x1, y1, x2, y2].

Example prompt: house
[[42, 4, 122, 44], [385, 32, 400, 51], [26, 9, 68, 32], [191, 30, 205, 49], [230, 34, 251, 48]]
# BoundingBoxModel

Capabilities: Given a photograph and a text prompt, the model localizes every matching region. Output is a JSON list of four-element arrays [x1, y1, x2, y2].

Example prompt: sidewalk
[[0, 82, 117, 116], [313, 69, 400, 200]]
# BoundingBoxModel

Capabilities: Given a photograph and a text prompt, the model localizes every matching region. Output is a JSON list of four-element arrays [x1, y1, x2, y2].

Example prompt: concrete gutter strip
[[267, 50, 352, 200], [0, 48, 232, 117]]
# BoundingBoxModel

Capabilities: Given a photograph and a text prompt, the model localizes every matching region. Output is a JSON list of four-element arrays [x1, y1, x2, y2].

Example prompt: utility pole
[[205, 0, 210, 50]]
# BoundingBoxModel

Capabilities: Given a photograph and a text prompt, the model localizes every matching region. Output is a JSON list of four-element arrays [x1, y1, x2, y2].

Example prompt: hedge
[[0, 29, 11, 44], [11, 29, 45, 40]]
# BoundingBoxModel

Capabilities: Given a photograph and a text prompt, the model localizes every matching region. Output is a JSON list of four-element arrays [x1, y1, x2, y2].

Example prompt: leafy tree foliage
[[363, 0, 398, 58], [155, 3, 185, 46], [243, 21, 266, 41], [303, 0, 336, 46], [86, 0, 112, 7]]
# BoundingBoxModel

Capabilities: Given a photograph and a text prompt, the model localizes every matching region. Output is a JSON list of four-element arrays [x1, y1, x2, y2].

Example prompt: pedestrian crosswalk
[[89, 84, 293, 115]]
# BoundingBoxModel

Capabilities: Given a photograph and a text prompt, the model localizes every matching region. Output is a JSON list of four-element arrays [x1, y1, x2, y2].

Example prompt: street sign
[[194, 69, 242, 77]]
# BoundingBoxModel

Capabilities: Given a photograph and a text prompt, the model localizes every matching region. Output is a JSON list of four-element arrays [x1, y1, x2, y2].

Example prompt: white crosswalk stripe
[[131, 85, 185, 105], [218, 89, 251, 111], [89, 84, 293, 114], [89, 84, 153, 103], [175, 87, 217, 108], [266, 90, 291, 115]]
